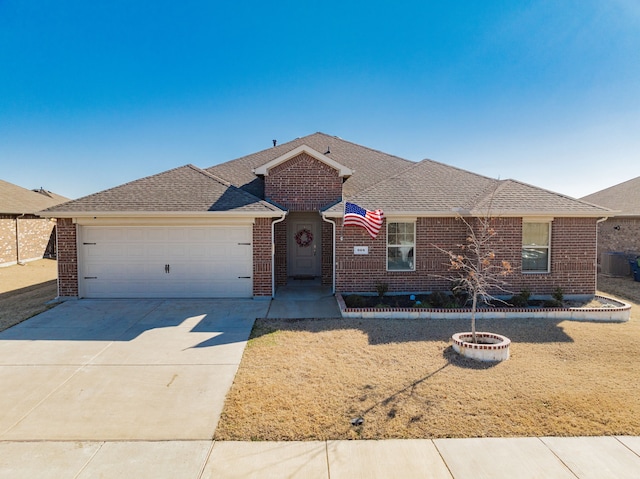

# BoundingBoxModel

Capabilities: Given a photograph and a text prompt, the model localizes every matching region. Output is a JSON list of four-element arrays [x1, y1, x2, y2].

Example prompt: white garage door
[[80, 226, 253, 298]]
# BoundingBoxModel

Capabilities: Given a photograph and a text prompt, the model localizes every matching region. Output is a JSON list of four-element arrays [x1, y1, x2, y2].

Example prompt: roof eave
[[253, 144, 353, 178], [39, 210, 286, 219], [601, 212, 640, 218], [0, 210, 39, 215], [322, 209, 613, 218]]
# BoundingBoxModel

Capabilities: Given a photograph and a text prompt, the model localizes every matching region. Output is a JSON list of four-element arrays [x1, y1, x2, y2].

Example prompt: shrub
[[519, 288, 532, 302], [449, 279, 468, 306], [344, 295, 366, 308], [429, 291, 449, 308], [552, 287, 564, 303], [510, 288, 532, 307], [543, 299, 563, 308], [375, 282, 389, 298], [509, 295, 528, 307]]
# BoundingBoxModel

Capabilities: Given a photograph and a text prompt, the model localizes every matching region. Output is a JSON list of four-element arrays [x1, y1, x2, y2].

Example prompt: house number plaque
[[354, 246, 369, 255]]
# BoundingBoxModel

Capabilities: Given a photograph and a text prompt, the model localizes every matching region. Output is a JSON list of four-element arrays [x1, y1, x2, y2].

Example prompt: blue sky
[[1, 0, 639, 200]]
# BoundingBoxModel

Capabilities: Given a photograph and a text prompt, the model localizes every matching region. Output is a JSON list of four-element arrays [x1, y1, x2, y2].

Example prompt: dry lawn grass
[[215, 275, 640, 440], [0, 259, 59, 332]]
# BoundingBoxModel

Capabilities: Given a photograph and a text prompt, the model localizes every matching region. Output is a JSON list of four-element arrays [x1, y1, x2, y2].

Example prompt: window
[[522, 222, 550, 272], [387, 222, 415, 271]]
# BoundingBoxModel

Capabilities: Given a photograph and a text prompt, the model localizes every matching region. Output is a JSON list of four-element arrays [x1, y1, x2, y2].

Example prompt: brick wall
[[513, 217, 597, 295], [56, 218, 78, 297], [0, 215, 56, 265], [321, 220, 333, 286], [0, 217, 16, 264], [335, 216, 598, 297], [274, 218, 288, 286], [253, 217, 272, 297], [596, 217, 640, 262], [264, 153, 342, 211]]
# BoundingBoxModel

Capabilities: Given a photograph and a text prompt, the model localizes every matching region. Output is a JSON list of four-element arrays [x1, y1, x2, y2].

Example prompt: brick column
[[253, 218, 273, 297], [56, 218, 78, 297]]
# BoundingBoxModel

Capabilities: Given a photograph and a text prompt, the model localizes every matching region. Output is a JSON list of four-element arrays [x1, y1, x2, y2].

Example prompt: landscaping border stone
[[336, 294, 631, 322]]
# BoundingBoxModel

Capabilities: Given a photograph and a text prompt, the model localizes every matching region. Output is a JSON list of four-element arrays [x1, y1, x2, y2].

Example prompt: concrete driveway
[[0, 299, 268, 442]]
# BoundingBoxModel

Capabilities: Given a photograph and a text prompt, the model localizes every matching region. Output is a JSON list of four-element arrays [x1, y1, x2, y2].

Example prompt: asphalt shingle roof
[[324, 158, 611, 217], [0, 179, 69, 214], [206, 132, 415, 198], [39, 132, 612, 218], [471, 179, 613, 216], [42, 165, 282, 215], [581, 176, 640, 216]]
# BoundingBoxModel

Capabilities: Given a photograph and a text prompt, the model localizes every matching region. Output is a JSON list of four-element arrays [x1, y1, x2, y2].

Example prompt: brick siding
[[515, 217, 597, 296], [321, 220, 333, 286], [56, 218, 78, 297], [0, 215, 56, 265], [253, 217, 272, 297], [0, 217, 16, 264], [596, 218, 640, 263], [264, 153, 342, 211], [335, 216, 597, 297], [274, 218, 288, 286]]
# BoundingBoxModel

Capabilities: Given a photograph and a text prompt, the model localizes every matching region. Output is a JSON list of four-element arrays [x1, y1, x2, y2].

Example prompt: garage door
[[79, 226, 253, 298]]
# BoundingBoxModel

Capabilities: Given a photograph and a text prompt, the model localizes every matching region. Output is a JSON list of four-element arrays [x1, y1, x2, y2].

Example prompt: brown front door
[[288, 213, 322, 278]]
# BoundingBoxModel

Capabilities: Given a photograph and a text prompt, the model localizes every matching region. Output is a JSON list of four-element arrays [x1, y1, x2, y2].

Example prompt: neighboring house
[[0, 179, 69, 267], [581, 176, 640, 274], [41, 132, 611, 299]]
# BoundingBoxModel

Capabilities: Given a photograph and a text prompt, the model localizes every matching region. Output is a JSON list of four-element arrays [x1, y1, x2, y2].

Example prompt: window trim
[[522, 221, 552, 273], [386, 221, 416, 272]]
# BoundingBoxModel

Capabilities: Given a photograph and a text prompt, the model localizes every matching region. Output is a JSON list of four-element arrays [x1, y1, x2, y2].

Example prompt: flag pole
[[340, 199, 345, 241]]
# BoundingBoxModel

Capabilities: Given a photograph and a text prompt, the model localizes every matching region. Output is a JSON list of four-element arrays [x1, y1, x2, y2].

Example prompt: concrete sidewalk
[[208, 437, 640, 478], [1, 436, 639, 478], [267, 279, 340, 318]]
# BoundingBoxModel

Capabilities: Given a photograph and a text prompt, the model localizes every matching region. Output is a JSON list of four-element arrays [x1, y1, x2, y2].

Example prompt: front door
[[288, 213, 322, 278]]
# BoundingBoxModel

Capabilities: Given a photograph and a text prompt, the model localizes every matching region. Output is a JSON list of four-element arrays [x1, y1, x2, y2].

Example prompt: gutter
[[321, 213, 336, 295], [271, 212, 288, 298], [321, 210, 614, 219], [38, 210, 286, 219]]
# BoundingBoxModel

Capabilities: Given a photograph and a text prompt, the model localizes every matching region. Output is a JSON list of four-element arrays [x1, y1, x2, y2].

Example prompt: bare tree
[[436, 213, 513, 343]]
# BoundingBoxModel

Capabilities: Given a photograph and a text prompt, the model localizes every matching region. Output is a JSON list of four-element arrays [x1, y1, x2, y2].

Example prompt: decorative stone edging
[[452, 332, 511, 361], [336, 294, 631, 322]]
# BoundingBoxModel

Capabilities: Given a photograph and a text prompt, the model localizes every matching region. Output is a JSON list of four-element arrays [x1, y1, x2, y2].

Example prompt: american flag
[[344, 202, 385, 239]]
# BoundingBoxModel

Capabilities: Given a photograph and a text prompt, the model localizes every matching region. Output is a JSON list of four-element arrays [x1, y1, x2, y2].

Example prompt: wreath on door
[[295, 228, 313, 247]]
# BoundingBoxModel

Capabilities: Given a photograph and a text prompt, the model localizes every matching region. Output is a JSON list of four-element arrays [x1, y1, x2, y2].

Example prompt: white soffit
[[252, 145, 353, 177]]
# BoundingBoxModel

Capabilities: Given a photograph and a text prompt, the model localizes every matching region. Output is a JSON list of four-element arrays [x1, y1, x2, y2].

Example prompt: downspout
[[271, 213, 288, 298], [595, 217, 608, 293], [321, 213, 336, 295]]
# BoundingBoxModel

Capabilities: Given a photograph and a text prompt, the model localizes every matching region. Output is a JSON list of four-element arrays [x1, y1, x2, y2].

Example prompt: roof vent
[[325, 147, 331, 154], [272, 139, 277, 147], [34, 187, 53, 198]]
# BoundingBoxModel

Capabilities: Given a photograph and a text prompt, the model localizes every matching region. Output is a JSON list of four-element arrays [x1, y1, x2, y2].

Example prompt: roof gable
[[253, 145, 353, 178], [206, 132, 414, 198]]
